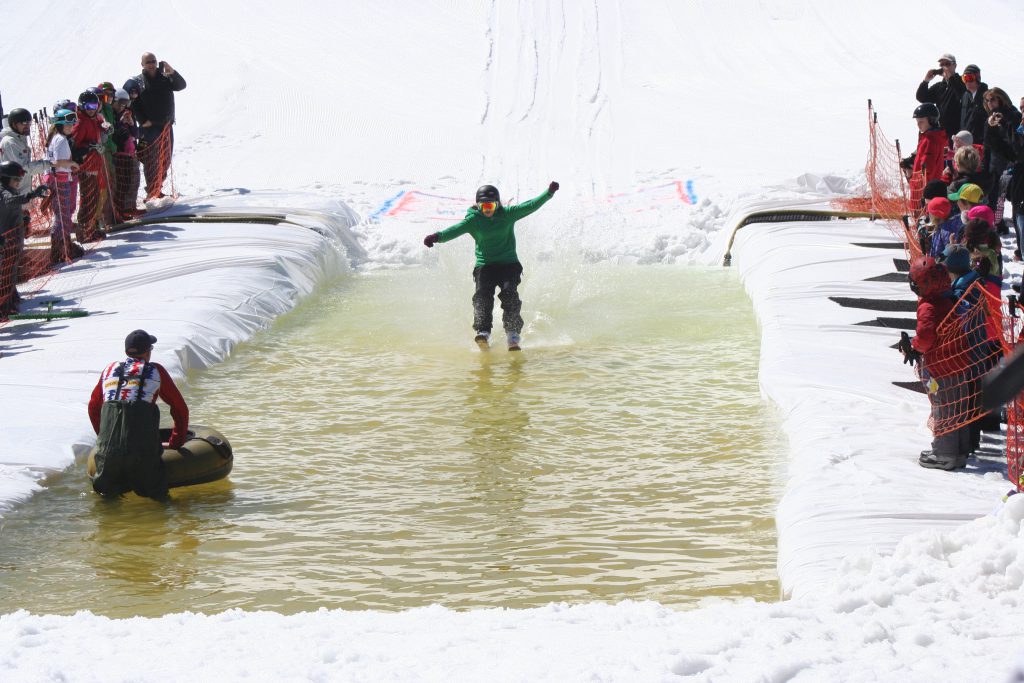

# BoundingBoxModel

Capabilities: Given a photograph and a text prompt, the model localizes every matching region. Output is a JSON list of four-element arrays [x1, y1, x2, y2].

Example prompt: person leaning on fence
[[0, 162, 49, 318], [87, 330, 189, 500], [1, 108, 56, 306], [45, 109, 83, 263], [945, 242, 1005, 453], [110, 89, 142, 219], [916, 53, 965, 144], [70, 90, 110, 244], [898, 255, 971, 470], [130, 53, 186, 200]]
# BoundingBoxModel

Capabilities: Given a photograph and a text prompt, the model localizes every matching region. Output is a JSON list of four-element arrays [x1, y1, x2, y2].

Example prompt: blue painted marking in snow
[[369, 189, 407, 221], [685, 179, 697, 205]]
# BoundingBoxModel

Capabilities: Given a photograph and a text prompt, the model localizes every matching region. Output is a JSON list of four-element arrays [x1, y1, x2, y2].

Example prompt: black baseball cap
[[125, 329, 157, 355]]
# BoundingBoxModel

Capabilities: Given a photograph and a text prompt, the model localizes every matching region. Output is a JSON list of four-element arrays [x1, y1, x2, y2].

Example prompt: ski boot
[[507, 332, 521, 352], [474, 331, 490, 351]]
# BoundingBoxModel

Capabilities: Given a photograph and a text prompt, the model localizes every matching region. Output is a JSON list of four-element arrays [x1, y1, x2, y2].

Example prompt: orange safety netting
[[913, 281, 1009, 438], [1, 109, 177, 326], [1004, 301, 1024, 491], [833, 101, 924, 260]]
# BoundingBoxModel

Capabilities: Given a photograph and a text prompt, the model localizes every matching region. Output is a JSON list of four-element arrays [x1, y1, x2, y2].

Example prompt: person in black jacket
[[916, 53, 965, 144], [0, 161, 48, 317], [981, 87, 1022, 225], [129, 52, 186, 200], [960, 64, 989, 144], [986, 101, 1024, 259]]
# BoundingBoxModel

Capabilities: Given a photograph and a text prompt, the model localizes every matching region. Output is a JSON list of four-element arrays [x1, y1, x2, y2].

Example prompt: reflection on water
[[0, 264, 786, 617]]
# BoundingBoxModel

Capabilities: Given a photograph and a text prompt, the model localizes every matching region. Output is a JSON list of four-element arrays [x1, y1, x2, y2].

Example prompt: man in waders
[[87, 330, 189, 499], [423, 181, 559, 350]]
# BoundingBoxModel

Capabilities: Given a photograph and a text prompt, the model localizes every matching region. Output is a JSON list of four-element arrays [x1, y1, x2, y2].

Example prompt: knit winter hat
[[927, 197, 952, 219], [953, 130, 974, 146], [942, 244, 971, 274], [966, 205, 995, 227], [923, 179, 950, 200], [963, 64, 981, 76]]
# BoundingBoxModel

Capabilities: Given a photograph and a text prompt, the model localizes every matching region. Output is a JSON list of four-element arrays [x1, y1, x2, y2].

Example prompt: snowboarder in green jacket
[[424, 181, 559, 350]]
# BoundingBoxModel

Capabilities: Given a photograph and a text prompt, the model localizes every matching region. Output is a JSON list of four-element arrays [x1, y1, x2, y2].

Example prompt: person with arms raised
[[424, 181, 559, 351]]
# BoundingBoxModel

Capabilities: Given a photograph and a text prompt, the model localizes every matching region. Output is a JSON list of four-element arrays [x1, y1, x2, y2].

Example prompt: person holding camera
[[915, 53, 965, 144], [129, 52, 186, 200], [984, 90, 1024, 256]]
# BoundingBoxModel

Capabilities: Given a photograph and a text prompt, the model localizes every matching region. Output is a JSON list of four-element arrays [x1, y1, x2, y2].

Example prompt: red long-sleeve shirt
[[88, 360, 189, 445]]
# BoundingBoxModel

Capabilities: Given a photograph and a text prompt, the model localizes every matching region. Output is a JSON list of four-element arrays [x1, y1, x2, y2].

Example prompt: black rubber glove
[[548, 181, 559, 195], [898, 331, 922, 366], [423, 232, 440, 248]]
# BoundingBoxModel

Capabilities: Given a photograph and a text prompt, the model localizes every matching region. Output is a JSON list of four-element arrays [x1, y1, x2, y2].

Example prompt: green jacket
[[437, 189, 553, 267]]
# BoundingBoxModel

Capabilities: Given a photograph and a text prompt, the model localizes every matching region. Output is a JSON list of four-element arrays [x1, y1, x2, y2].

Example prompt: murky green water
[[0, 264, 785, 617]]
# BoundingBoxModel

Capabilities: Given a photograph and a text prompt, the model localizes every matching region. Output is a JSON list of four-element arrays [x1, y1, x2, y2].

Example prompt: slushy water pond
[[0, 264, 786, 616]]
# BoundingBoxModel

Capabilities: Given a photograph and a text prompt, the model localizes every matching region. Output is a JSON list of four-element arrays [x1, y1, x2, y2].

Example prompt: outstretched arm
[[425, 214, 475, 248], [506, 181, 558, 221]]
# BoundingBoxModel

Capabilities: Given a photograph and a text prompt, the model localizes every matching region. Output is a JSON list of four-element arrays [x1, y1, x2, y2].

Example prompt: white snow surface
[[4, 0, 1024, 680]]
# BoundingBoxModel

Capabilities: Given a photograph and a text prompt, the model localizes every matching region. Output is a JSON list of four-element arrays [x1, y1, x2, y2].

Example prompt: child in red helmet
[[899, 256, 971, 469]]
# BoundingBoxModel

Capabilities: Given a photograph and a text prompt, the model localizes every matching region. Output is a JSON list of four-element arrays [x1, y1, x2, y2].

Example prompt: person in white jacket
[[0, 108, 53, 195]]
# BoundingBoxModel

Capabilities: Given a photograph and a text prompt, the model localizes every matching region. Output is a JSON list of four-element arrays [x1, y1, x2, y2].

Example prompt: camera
[[159, 61, 166, 69]]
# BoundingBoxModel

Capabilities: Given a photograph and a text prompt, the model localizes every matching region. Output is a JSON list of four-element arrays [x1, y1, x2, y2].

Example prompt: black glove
[[29, 185, 50, 199], [898, 331, 922, 366], [423, 232, 440, 248], [548, 181, 559, 195]]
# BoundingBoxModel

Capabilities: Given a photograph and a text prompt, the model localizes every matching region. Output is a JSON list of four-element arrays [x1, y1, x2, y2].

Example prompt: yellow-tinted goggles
[[479, 201, 498, 212]]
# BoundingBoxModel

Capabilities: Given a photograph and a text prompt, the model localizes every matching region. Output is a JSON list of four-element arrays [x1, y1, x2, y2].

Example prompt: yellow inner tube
[[87, 425, 233, 489]]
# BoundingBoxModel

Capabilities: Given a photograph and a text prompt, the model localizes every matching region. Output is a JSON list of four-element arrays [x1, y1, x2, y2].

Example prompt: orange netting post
[[833, 101, 922, 261], [916, 281, 1008, 442]]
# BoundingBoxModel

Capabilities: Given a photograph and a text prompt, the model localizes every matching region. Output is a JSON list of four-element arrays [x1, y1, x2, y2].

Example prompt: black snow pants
[[472, 262, 524, 335]]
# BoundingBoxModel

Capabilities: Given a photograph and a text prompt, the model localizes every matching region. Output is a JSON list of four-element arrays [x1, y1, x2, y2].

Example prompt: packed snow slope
[[3, 0, 1024, 680]]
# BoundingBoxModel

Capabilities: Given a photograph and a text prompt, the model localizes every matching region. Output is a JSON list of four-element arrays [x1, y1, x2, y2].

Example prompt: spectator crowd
[[899, 53, 1023, 475], [0, 52, 186, 319]]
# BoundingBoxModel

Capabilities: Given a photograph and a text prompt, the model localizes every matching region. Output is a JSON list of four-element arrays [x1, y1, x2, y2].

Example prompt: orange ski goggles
[[478, 201, 498, 213]]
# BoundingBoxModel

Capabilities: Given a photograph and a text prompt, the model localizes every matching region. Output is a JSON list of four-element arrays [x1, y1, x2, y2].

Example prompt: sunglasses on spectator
[[478, 201, 498, 212], [144, 59, 157, 64], [938, 61, 952, 67], [963, 73, 978, 83], [81, 102, 100, 112]]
